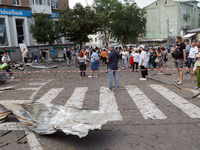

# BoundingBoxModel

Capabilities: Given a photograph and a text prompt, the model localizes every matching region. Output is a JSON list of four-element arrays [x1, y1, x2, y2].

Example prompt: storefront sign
[[0, 25, 4, 37], [50, 50, 56, 55], [0, 8, 32, 17], [50, 12, 59, 18]]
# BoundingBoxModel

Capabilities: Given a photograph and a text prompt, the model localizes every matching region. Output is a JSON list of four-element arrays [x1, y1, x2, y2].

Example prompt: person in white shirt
[[63, 47, 66, 60], [139, 46, 148, 81], [188, 41, 198, 69], [120, 48, 129, 69], [132, 49, 140, 72]]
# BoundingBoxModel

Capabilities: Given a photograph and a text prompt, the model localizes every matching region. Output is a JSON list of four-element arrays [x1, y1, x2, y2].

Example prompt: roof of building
[[187, 28, 200, 33]]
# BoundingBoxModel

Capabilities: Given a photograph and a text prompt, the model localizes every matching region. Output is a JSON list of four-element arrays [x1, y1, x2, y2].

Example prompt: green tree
[[93, 0, 120, 46], [56, 3, 101, 47], [110, 1, 147, 45], [29, 13, 59, 48]]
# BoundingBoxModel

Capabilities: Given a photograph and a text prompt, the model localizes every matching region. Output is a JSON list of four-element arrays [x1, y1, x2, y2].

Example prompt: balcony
[[30, 0, 52, 15], [182, 25, 190, 30], [183, 14, 190, 19]]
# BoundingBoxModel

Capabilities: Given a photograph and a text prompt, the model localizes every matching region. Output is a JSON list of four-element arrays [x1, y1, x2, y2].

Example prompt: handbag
[[174, 48, 182, 57], [0, 63, 8, 70], [155, 57, 160, 64]]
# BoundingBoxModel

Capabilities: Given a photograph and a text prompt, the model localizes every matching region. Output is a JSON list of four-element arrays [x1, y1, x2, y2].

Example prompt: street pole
[[167, 18, 169, 44]]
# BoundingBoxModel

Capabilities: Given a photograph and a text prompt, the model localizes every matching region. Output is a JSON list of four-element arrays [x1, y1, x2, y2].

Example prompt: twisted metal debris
[[0, 102, 114, 138]]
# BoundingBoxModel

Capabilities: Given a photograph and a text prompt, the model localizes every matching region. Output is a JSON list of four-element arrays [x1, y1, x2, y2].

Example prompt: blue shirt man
[[186, 44, 190, 53]]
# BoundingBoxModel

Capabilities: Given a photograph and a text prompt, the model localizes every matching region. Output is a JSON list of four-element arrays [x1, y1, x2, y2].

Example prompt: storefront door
[[15, 19, 25, 44]]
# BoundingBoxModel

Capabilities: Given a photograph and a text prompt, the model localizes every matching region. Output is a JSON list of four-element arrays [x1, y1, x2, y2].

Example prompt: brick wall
[[1, 0, 29, 7], [58, 0, 69, 10]]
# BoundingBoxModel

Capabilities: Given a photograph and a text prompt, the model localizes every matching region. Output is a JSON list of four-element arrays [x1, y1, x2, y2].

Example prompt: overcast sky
[[69, 0, 156, 8]]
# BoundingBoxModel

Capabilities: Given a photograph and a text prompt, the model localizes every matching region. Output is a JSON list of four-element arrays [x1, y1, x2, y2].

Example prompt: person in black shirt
[[173, 36, 186, 85], [66, 48, 71, 67]]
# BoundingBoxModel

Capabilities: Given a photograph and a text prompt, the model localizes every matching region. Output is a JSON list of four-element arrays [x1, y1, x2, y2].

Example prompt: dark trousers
[[102, 57, 107, 64], [141, 66, 148, 78], [6, 68, 12, 76], [133, 62, 139, 71], [79, 62, 86, 77], [63, 54, 66, 60]]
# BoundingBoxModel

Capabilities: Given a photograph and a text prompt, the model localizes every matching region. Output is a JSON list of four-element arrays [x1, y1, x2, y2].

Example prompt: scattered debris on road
[[0, 86, 15, 91], [0, 102, 114, 138], [1, 130, 12, 137], [26, 63, 58, 69], [173, 83, 193, 94]]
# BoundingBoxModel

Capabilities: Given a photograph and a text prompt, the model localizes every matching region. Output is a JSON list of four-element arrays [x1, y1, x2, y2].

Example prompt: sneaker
[[88, 76, 92, 78], [139, 78, 146, 81], [177, 81, 183, 85], [174, 79, 180, 82], [11, 76, 15, 79]]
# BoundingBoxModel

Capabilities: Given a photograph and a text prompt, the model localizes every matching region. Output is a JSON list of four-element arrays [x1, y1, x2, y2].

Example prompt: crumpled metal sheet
[[0, 102, 113, 138], [26, 63, 58, 69]]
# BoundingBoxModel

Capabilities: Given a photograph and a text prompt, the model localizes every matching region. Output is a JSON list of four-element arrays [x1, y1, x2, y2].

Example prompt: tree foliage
[[29, 13, 59, 45], [93, 0, 120, 46], [56, 3, 101, 47], [110, 1, 147, 45]]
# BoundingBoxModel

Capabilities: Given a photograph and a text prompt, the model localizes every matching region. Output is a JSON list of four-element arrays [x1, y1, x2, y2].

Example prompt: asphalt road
[[0, 59, 200, 150]]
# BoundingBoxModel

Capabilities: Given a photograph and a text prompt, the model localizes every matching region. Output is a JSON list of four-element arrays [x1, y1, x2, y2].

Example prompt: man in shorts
[[173, 36, 187, 85]]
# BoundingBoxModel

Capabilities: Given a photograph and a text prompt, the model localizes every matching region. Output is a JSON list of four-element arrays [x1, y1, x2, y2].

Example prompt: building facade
[[0, 0, 72, 61], [143, 0, 200, 43]]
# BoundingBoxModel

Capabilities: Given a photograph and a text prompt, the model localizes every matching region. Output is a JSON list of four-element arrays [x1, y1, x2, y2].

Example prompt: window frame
[[0, 16, 11, 47], [13, 0, 21, 6]]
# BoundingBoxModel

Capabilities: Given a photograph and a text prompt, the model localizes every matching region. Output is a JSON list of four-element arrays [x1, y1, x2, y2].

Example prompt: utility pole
[[167, 18, 169, 44]]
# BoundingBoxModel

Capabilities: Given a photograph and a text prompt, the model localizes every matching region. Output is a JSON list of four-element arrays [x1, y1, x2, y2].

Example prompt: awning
[[183, 33, 196, 38]]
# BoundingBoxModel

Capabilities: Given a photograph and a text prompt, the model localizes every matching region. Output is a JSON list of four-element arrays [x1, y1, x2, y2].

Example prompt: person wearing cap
[[139, 45, 148, 81]]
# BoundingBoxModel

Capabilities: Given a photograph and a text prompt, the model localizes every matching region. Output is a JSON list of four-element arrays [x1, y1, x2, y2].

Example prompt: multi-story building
[[142, 0, 200, 44], [0, 0, 72, 61]]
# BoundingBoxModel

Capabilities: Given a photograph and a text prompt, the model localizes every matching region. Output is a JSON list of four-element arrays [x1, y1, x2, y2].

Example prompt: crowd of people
[[2, 35, 200, 91]]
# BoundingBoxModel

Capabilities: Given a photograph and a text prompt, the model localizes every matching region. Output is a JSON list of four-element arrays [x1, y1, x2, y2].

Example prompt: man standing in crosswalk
[[106, 45, 120, 91]]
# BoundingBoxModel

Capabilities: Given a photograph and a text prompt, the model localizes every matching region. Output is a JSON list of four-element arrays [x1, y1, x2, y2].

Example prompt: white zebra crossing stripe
[[99, 87, 122, 121], [65, 87, 88, 108], [0, 122, 43, 150], [36, 88, 64, 104], [150, 84, 200, 118], [125, 85, 167, 120]]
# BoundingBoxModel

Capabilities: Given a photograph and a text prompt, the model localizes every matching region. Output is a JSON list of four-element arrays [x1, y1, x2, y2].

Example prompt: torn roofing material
[[0, 102, 114, 138]]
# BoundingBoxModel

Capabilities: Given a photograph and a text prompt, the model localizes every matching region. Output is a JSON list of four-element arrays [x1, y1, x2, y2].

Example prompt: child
[[1, 52, 15, 79]]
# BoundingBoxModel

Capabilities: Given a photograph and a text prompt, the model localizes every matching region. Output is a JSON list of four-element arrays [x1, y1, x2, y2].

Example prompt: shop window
[[13, 0, 21, 6], [95, 38, 97, 42], [43, 0, 46, 5], [39, 0, 42, 5], [165, 1, 167, 4], [35, 0, 39, 4], [15, 19, 25, 44], [52, 0, 59, 9], [0, 18, 8, 46]]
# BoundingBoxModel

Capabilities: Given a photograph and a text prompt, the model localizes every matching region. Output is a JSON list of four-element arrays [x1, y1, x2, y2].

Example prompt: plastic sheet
[[0, 102, 113, 138]]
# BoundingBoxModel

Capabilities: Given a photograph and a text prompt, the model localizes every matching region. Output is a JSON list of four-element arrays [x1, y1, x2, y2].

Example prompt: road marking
[[36, 88, 64, 104], [0, 122, 43, 150], [125, 85, 167, 120], [65, 87, 88, 108], [99, 87, 123, 121], [150, 84, 200, 118]]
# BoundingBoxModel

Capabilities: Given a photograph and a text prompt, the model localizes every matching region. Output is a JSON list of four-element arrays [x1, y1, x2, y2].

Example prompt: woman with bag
[[78, 50, 87, 79], [88, 49, 99, 78], [156, 48, 165, 75]]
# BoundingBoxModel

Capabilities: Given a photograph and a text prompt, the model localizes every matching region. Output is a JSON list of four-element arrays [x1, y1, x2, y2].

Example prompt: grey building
[[142, 0, 200, 44]]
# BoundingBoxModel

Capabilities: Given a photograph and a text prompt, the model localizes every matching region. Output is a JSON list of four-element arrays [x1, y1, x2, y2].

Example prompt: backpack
[[149, 53, 154, 60]]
